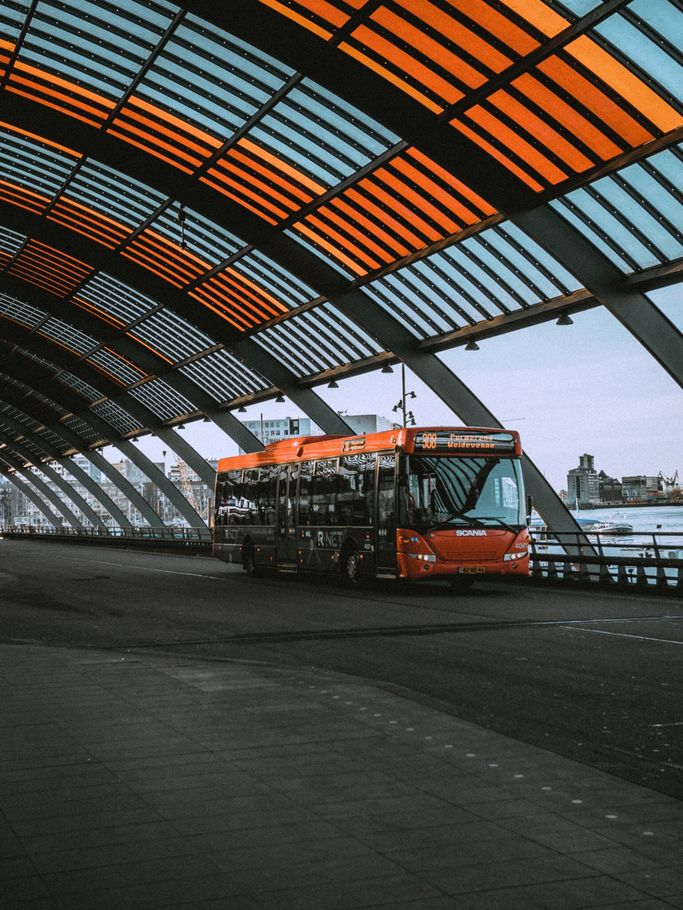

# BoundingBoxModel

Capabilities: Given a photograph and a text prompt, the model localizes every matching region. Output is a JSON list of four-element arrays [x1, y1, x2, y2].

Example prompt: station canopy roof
[[0, 0, 680, 467]]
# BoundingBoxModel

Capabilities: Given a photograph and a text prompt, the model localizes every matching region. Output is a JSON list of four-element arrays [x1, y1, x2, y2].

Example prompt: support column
[[0, 470, 61, 529], [0, 407, 133, 528], [1, 461, 82, 528], [115, 440, 207, 529]]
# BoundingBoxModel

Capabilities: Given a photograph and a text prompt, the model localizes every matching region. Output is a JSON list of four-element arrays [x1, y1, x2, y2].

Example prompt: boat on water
[[583, 518, 634, 535]]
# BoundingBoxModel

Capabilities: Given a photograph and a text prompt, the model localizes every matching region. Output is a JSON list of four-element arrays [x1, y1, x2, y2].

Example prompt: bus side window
[[265, 464, 278, 525], [298, 461, 312, 525], [377, 455, 396, 530], [337, 457, 355, 526], [311, 459, 338, 525], [339, 455, 372, 525], [242, 469, 259, 524], [221, 471, 242, 525], [364, 454, 376, 525], [214, 478, 226, 526]]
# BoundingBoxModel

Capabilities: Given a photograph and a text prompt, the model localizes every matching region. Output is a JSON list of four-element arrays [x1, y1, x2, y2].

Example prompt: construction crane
[[658, 470, 679, 494]]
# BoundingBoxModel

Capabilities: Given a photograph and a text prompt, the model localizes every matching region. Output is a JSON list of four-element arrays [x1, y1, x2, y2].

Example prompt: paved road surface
[[1, 539, 681, 799]]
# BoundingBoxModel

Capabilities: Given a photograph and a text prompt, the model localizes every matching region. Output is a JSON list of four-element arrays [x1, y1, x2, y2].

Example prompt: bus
[[213, 427, 531, 588]]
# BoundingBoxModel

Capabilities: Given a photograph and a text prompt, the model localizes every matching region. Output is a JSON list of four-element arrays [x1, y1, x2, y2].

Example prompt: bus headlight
[[405, 552, 437, 562], [503, 549, 528, 561]]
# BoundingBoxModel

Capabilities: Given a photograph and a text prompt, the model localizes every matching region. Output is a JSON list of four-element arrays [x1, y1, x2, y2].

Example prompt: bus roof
[[217, 427, 522, 474]]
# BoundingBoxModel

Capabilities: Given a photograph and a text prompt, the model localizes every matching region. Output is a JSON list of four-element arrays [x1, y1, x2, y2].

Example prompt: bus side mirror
[[526, 495, 534, 525]]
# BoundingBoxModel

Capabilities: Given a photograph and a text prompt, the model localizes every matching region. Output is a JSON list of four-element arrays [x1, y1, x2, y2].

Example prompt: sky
[[112, 286, 682, 493]]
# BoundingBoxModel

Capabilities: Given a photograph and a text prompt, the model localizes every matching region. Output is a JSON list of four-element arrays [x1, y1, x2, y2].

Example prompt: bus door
[[276, 464, 298, 566], [376, 454, 397, 574]]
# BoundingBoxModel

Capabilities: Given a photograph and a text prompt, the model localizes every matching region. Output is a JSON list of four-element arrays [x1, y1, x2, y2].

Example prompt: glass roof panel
[[73, 273, 157, 326], [37, 317, 96, 356], [128, 309, 213, 364], [252, 303, 382, 378], [7, 239, 93, 298], [233, 250, 316, 309], [555, 1, 601, 14], [128, 377, 197, 421], [91, 399, 142, 434], [0, 226, 26, 266], [552, 145, 683, 273], [251, 79, 398, 187], [334, 0, 570, 115], [363, 221, 584, 341], [0, 122, 79, 215], [63, 414, 103, 445], [7, 0, 177, 127], [0, 293, 44, 329], [189, 257, 299, 331], [87, 347, 146, 386], [121, 202, 244, 288], [595, 3, 682, 101], [290, 146, 496, 276], [48, 160, 166, 249], [56, 371, 102, 402], [178, 349, 269, 404], [109, 13, 293, 176]]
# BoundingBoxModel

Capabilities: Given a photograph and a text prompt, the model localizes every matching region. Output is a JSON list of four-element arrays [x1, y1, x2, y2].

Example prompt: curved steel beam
[[0, 271, 265, 453], [84, 449, 164, 529], [0, 394, 168, 528], [0, 206, 356, 438], [0, 431, 106, 529], [114, 439, 205, 528], [3, 462, 82, 528], [0, 468, 61, 529], [0, 407, 133, 528]]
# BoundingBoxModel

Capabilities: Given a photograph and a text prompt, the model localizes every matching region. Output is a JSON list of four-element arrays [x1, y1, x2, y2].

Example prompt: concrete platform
[[1, 643, 681, 909]]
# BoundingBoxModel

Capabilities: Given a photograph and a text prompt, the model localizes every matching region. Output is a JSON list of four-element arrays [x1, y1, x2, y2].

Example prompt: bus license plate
[[460, 567, 486, 574]]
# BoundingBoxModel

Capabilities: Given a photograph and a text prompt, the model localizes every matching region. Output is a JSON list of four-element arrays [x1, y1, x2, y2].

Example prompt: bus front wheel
[[342, 548, 360, 585]]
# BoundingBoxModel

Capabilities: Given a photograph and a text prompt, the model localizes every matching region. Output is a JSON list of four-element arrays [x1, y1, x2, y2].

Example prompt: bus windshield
[[399, 455, 525, 532]]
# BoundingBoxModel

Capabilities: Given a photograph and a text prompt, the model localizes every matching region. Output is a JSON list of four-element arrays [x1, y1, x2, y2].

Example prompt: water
[[576, 504, 683, 535], [532, 504, 683, 589]]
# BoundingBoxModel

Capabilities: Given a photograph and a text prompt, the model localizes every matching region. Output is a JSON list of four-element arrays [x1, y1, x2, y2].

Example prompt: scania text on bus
[[213, 427, 531, 587]]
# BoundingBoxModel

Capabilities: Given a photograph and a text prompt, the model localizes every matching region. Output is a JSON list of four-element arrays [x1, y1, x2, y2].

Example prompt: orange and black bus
[[213, 427, 530, 588]]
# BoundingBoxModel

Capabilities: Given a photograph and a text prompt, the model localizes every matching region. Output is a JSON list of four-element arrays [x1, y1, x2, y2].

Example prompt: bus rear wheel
[[342, 549, 360, 585]]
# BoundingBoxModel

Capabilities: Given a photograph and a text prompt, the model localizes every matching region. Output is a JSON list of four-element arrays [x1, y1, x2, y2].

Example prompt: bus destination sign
[[415, 431, 515, 453], [342, 437, 366, 452]]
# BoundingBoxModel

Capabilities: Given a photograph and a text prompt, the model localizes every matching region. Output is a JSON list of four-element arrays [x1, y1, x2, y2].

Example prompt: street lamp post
[[392, 363, 417, 428]]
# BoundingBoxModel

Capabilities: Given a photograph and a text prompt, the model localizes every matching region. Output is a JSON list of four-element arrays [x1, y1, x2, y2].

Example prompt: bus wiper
[[425, 515, 471, 532], [469, 515, 519, 534]]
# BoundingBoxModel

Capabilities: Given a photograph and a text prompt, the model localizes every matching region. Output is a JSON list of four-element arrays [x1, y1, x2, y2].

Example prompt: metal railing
[[2, 525, 681, 591], [529, 529, 682, 592], [0, 525, 211, 550]]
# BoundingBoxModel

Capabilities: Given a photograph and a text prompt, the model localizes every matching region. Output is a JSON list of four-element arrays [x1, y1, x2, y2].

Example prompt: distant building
[[597, 470, 622, 503], [239, 414, 392, 453], [241, 416, 312, 449], [622, 475, 660, 502], [567, 454, 600, 506]]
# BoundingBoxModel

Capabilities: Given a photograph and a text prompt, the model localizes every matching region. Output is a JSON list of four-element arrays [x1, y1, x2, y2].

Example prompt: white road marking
[[564, 626, 683, 646], [59, 554, 225, 579]]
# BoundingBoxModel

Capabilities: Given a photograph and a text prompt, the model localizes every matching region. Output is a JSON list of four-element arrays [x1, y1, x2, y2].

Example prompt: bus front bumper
[[397, 553, 530, 580]]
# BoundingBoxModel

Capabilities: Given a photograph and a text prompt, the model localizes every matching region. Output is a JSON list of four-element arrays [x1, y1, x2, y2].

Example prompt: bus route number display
[[415, 431, 515, 452]]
